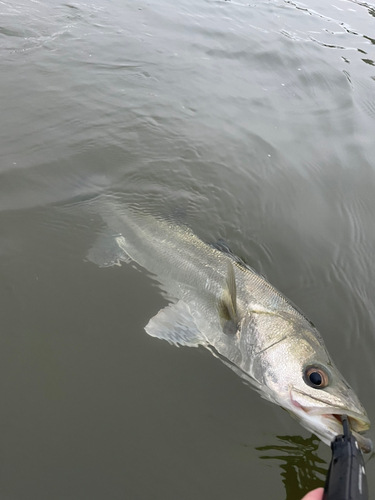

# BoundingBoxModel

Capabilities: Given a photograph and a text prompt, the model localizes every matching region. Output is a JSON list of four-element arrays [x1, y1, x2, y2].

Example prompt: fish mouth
[[322, 410, 371, 452], [290, 393, 372, 453], [303, 408, 371, 453]]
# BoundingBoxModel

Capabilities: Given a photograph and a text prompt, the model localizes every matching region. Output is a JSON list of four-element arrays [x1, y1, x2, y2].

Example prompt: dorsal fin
[[218, 261, 239, 335], [210, 239, 257, 274]]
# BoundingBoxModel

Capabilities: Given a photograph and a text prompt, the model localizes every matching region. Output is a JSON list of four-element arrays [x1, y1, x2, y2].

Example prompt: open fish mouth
[[322, 411, 372, 453], [301, 406, 372, 453], [289, 389, 372, 452]]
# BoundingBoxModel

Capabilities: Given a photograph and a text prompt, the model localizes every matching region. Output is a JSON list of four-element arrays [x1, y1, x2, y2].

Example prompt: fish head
[[288, 358, 371, 453], [249, 314, 372, 452]]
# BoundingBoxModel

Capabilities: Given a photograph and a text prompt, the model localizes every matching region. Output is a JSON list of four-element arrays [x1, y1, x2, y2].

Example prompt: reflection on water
[[257, 435, 326, 500]]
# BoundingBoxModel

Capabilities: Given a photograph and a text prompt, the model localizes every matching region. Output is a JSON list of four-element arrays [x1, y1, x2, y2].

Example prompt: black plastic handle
[[323, 416, 368, 500]]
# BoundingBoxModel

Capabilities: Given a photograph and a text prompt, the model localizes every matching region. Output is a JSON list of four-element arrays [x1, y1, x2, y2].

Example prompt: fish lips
[[289, 390, 372, 453]]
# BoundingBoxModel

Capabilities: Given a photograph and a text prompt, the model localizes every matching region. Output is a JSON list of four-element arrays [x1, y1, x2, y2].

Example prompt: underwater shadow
[[256, 435, 326, 500]]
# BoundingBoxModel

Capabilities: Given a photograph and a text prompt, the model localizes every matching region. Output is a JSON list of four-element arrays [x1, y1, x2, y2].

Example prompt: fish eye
[[304, 365, 329, 389]]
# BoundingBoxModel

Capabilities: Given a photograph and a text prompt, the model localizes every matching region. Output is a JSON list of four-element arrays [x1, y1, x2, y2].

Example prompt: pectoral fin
[[87, 231, 132, 267], [145, 300, 205, 347], [218, 261, 239, 335]]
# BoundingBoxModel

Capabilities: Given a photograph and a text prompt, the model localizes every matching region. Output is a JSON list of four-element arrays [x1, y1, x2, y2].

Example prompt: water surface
[[1, 0, 375, 498]]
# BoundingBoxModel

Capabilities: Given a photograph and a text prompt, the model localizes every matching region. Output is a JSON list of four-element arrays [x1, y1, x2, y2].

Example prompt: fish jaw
[[289, 389, 372, 453]]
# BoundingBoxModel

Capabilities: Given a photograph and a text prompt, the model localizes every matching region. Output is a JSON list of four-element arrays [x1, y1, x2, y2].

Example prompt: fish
[[87, 198, 372, 452]]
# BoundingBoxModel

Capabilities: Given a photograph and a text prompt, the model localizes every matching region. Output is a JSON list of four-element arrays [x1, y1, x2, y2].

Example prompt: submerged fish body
[[88, 200, 371, 452]]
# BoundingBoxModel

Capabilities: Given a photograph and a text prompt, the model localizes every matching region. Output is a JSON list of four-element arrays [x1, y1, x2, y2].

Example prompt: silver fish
[[88, 199, 371, 452]]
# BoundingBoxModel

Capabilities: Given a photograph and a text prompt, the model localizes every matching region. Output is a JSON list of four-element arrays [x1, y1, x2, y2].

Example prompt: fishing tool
[[323, 414, 368, 499]]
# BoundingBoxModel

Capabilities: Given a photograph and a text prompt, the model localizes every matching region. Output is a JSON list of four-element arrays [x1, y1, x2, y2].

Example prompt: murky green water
[[1, 0, 375, 498]]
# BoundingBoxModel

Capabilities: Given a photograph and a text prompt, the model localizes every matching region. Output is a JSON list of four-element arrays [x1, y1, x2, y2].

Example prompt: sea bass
[[88, 199, 371, 452]]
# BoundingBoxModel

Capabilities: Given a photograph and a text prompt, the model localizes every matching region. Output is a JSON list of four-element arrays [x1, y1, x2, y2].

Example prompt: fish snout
[[289, 389, 372, 453], [321, 411, 372, 453]]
